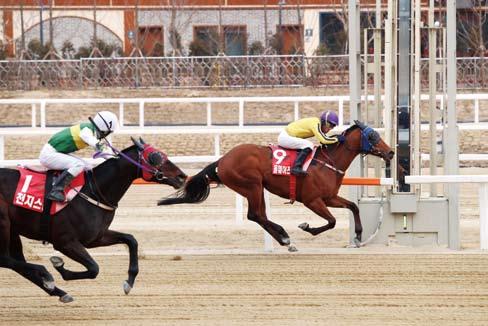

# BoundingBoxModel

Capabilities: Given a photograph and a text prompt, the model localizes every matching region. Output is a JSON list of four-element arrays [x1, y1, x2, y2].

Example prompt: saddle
[[269, 145, 316, 175], [269, 145, 317, 204], [13, 167, 85, 215]]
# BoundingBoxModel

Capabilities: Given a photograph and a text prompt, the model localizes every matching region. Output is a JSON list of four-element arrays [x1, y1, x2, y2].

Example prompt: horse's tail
[[157, 160, 221, 206]]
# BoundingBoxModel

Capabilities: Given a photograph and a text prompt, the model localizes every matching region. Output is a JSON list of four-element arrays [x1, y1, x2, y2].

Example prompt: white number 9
[[273, 149, 287, 165]]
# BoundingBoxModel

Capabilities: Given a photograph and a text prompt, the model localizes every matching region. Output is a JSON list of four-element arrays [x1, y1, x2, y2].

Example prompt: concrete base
[[352, 197, 449, 247]]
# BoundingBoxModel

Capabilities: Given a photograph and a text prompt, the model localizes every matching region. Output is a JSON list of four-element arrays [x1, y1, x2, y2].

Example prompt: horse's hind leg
[[0, 223, 70, 302], [86, 230, 138, 295], [50, 241, 99, 281], [299, 197, 337, 236], [10, 234, 73, 303]]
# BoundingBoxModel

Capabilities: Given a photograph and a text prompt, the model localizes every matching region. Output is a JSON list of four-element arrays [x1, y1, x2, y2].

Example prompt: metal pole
[[428, 0, 438, 196], [397, 0, 412, 192], [446, 0, 459, 249], [348, 0, 362, 241]]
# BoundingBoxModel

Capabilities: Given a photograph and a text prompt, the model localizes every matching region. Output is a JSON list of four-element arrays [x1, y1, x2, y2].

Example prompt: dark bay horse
[[0, 138, 186, 303], [159, 121, 394, 250]]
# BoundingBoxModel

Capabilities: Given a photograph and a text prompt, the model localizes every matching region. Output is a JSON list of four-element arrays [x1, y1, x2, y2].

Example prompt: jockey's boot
[[47, 170, 75, 202], [291, 148, 312, 176]]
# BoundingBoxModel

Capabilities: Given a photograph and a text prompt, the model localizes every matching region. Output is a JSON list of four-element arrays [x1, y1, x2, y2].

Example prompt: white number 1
[[21, 175, 33, 193]]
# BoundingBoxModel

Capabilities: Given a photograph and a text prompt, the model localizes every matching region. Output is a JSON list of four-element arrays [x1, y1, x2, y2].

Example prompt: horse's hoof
[[59, 294, 74, 303], [123, 280, 132, 295], [43, 279, 55, 291], [282, 237, 291, 245], [50, 256, 64, 268], [353, 238, 361, 248], [288, 245, 298, 252], [298, 222, 309, 231]]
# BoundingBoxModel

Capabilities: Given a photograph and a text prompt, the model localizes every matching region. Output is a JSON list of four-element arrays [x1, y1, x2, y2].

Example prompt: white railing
[[1, 126, 487, 163], [405, 175, 488, 250], [0, 94, 487, 129]]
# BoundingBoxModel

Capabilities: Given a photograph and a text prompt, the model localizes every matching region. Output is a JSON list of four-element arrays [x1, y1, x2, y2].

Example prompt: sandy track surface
[[1, 168, 488, 325]]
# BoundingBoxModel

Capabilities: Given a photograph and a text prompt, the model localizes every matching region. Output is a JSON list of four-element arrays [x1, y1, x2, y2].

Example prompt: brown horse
[[158, 121, 394, 250]]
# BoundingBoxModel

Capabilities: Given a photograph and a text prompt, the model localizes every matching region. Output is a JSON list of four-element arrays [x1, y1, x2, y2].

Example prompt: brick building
[[0, 0, 361, 58]]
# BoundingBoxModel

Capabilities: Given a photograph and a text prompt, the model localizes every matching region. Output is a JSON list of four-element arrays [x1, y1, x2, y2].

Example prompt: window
[[224, 26, 247, 55]]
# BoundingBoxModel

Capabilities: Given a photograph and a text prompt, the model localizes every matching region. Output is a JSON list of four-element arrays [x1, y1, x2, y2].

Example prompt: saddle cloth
[[13, 167, 85, 214], [269, 145, 316, 175]]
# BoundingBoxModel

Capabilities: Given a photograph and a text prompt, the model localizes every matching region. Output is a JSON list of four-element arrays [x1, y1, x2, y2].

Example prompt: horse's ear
[[354, 120, 365, 129], [139, 137, 146, 145], [131, 136, 144, 150]]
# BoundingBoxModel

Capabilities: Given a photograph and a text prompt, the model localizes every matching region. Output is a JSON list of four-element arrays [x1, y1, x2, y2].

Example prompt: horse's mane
[[321, 124, 361, 150], [93, 145, 138, 171], [343, 124, 361, 136]]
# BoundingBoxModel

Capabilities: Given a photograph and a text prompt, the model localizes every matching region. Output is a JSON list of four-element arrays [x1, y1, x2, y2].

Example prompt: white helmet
[[91, 111, 119, 138]]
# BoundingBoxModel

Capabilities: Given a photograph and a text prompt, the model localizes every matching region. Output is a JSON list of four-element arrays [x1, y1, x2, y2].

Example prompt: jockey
[[278, 110, 343, 176], [39, 111, 119, 202]]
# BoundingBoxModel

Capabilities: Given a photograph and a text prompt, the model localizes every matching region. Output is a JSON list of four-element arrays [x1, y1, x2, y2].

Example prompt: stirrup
[[47, 190, 66, 202], [291, 168, 307, 176]]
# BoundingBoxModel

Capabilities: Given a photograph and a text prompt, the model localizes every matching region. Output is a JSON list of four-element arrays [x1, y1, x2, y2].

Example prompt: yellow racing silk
[[285, 117, 338, 145]]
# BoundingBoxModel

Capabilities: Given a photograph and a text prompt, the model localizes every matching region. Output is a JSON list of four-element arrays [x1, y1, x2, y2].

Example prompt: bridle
[[106, 142, 169, 182]]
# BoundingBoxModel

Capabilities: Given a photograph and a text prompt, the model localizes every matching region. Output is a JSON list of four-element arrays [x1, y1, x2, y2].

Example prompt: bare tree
[[457, 1, 488, 57]]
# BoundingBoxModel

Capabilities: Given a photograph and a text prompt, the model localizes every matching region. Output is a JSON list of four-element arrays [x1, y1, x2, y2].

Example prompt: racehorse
[[0, 137, 186, 303], [158, 121, 394, 250]]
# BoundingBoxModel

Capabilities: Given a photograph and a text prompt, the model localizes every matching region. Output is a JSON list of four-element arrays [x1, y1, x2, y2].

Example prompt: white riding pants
[[39, 143, 91, 177], [277, 130, 313, 150]]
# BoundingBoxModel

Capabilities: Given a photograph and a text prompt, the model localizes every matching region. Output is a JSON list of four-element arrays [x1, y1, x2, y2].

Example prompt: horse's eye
[[148, 152, 163, 166]]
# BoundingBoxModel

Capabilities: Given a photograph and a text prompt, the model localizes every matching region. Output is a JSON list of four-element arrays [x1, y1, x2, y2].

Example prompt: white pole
[[119, 102, 124, 127], [294, 101, 299, 121], [139, 101, 144, 128], [238, 100, 244, 127], [207, 102, 212, 126], [264, 190, 274, 252], [235, 194, 243, 225], [214, 134, 220, 156], [31, 103, 36, 127], [40, 100, 46, 128], [480, 183, 488, 250]]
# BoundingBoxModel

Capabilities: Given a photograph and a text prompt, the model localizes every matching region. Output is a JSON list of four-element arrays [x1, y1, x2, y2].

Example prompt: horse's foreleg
[[247, 190, 293, 248], [299, 198, 336, 236], [50, 241, 99, 281], [325, 196, 362, 243], [87, 230, 138, 295]]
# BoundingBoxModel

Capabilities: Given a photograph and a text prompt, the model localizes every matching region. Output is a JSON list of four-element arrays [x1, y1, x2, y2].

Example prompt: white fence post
[[214, 134, 220, 157], [119, 103, 124, 127], [31, 103, 36, 128], [207, 102, 212, 126], [475, 99, 480, 124], [235, 194, 243, 225], [238, 100, 244, 127], [294, 101, 299, 121], [139, 101, 145, 128], [40, 100, 46, 128], [480, 183, 488, 250]]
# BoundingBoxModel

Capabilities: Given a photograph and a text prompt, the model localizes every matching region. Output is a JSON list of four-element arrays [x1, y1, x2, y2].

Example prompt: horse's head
[[341, 121, 394, 162], [131, 137, 187, 189]]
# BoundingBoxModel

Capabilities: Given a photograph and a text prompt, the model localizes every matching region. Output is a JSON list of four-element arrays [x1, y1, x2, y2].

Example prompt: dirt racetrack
[[1, 168, 488, 325]]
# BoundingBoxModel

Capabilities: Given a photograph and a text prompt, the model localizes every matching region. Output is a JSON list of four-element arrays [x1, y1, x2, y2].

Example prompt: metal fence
[[0, 54, 486, 90]]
